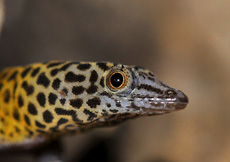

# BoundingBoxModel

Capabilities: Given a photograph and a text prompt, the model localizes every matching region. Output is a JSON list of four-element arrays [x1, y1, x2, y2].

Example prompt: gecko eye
[[107, 71, 127, 91]]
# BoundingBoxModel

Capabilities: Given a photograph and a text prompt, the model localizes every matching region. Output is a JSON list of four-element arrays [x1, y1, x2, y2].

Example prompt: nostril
[[164, 89, 189, 104], [165, 90, 177, 97]]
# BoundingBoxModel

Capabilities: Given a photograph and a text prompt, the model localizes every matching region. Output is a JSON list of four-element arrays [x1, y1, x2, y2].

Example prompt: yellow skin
[[0, 61, 188, 148]]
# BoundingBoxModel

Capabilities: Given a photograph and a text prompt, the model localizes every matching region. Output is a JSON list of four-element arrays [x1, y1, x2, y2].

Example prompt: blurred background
[[0, 0, 229, 162]]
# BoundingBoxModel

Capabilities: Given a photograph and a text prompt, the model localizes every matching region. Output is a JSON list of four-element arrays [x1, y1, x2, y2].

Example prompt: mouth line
[[127, 96, 188, 110], [129, 97, 188, 104]]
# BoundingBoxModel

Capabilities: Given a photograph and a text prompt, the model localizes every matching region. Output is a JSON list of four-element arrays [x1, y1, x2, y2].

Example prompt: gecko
[[0, 61, 188, 148]]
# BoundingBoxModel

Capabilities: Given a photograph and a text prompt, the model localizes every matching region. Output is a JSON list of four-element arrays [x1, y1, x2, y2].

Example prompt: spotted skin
[[0, 61, 188, 148]]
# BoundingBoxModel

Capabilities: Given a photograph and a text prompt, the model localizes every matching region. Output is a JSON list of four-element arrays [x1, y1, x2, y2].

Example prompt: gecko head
[[97, 64, 189, 122]]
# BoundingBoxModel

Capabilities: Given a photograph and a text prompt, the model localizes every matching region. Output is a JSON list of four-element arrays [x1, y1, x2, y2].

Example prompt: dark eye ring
[[107, 71, 127, 91]]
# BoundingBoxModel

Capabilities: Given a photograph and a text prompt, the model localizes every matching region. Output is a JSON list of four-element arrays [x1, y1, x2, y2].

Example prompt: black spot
[[86, 85, 98, 94], [102, 110, 108, 116], [59, 63, 72, 71], [15, 126, 20, 133], [65, 72, 85, 82], [148, 72, 155, 77], [70, 99, 83, 109], [0, 118, 4, 122], [100, 91, 112, 98], [35, 121, 46, 129], [147, 76, 155, 82], [0, 130, 5, 134], [52, 78, 61, 90], [60, 99, 66, 105], [48, 93, 58, 105], [134, 66, 144, 70], [4, 89, 10, 103], [43, 110, 53, 123], [31, 67, 40, 77], [55, 108, 75, 116], [89, 70, 98, 83], [36, 129, 47, 134], [57, 118, 68, 126], [21, 67, 32, 78], [72, 114, 82, 122], [37, 92, 46, 107], [137, 84, 163, 94], [22, 81, 34, 96], [100, 77, 105, 87], [72, 86, 85, 95], [83, 109, 97, 121], [97, 62, 109, 71], [37, 72, 50, 87], [0, 83, 3, 91], [13, 108, 20, 121], [9, 132, 13, 137], [59, 62, 79, 71], [62, 88, 68, 95], [50, 68, 59, 76], [28, 102, 37, 115], [21, 81, 28, 88], [36, 129, 46, 134], [25, 128, 33, 136], [1, 73, 8, 80], [106, 103, 111, 107], [77, 64, 91, 70], [18, 95, 24, 107], [8, 71, 18, 81], [139, 72, 146, 79], [47, 62, 64, 68], [49, 126, 59, 132], [13, 82, 18, 97], [86, 97, 101, 108], [24, 115, 31, 126], [116, 102, 121, 107], [109, 109, 118, 113]]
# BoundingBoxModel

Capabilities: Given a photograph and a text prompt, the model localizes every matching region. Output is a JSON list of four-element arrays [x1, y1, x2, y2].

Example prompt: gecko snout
[[176, 90, 189, 103], [171, 89, 189, 110]]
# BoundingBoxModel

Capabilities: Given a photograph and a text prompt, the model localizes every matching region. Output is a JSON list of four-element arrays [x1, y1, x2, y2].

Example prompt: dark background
[[0, 0, 229, 162]]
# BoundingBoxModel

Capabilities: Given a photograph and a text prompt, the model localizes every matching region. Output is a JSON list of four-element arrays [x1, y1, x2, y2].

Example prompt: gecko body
[[0, 61, 188, 148]]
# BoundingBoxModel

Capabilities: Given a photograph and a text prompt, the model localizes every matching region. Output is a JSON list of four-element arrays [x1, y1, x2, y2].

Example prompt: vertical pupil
[[110, 73, 123, 87]]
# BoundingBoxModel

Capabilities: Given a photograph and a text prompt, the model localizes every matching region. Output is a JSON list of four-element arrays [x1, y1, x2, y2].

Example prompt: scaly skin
[[0, 61, 188, 148]]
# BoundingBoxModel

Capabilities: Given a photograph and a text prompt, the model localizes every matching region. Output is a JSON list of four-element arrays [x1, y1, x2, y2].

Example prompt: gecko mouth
[[130, 90, 189, 113], [96, 91, 188, 124]]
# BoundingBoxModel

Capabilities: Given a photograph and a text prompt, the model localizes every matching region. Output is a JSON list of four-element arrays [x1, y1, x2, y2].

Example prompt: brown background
[[0, 0, 229, 162]]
